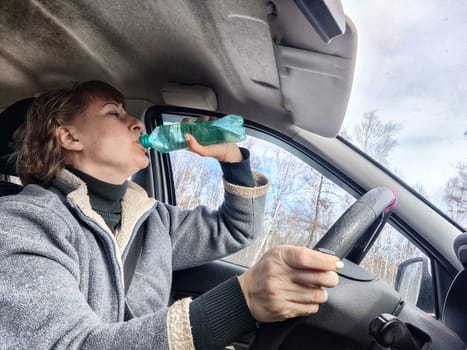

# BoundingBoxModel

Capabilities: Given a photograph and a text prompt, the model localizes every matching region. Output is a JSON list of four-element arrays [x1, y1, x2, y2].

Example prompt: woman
[[0, 80, 342, 349]]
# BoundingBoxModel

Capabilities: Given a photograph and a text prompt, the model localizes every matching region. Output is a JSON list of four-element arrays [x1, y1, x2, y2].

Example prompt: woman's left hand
[[182, 116, 242, 163], [184, 133, 242, 163]]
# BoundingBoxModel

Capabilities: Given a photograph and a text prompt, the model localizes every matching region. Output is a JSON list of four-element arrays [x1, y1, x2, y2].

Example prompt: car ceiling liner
[[0, 0, 356, 138]]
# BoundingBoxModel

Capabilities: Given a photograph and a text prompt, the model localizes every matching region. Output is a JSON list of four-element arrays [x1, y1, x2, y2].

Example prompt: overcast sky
[[340, 0, 467, 200]]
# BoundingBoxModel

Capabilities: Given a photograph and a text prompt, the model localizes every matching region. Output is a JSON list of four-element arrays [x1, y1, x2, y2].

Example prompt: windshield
[[340, 0, 467, 229]]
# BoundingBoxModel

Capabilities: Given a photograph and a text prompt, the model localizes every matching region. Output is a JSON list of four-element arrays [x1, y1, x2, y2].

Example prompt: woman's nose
[[129, 116, 144, 133]]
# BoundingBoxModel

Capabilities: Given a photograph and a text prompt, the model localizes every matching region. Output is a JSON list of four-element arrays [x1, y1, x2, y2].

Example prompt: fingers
[[184, 133, 203, 153], [184, 133, 242, 162], [181, 116, 215, 123], [238, 267, 330, 322], [197, 115, 215, 121], [281, 287, 328, 319], [277, 245, 343, 272], [181, 116, 242, 162], [282, 284, 329, 305], [288, 268, 339, 289], [184, 132, 226, 158]]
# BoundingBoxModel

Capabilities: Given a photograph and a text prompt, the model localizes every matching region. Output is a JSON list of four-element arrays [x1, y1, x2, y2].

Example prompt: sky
[[340, 0, 467, 202]]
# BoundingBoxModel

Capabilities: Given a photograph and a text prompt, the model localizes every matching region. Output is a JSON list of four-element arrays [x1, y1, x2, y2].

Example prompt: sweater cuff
[[220, 148, 255, 187], [189, 277, 257, 350]]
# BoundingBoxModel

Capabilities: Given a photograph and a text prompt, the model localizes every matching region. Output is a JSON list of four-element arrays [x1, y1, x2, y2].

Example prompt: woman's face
[[65, 97, 149, 184]]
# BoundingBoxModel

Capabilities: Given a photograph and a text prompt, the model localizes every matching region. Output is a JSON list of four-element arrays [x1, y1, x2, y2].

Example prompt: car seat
[[442, 232, 467, 343], [0, 97, 34, 195]]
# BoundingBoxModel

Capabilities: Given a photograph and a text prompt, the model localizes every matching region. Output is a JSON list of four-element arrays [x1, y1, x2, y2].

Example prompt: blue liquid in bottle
[[140, 114, 246, 153]]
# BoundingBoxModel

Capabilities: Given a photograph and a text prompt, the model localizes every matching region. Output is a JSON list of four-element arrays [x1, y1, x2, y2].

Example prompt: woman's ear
[[56, 126, 83, 151]]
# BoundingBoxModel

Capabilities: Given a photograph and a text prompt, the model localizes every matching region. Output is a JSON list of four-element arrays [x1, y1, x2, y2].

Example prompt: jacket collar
[[53, 169, 156, 254]]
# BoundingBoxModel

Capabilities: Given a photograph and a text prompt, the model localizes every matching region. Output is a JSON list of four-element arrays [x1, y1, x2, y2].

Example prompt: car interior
[[1, 0, 466, 349]]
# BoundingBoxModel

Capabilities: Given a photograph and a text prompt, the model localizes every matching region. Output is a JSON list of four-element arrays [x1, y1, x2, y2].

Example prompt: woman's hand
[[182, 116, 243, 163], [237, 245, 343, 322]]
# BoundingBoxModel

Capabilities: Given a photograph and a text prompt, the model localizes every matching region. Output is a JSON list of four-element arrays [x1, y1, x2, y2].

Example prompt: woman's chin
[[135, 156, 150, 171]]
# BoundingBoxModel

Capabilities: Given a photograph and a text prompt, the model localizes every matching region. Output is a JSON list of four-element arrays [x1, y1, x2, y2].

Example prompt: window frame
[[143, 104, 456, 317]]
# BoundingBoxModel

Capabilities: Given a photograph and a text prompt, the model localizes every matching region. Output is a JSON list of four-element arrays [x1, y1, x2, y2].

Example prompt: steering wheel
[[248, 187, 397, 350]]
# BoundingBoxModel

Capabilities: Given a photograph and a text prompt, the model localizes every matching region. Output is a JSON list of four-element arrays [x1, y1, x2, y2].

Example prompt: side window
[[360, 226, 434, 314], [170, 131, 433, 313]]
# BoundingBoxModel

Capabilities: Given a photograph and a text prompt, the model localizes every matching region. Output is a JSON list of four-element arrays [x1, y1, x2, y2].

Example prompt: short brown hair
[[14, 80, 125, 187]]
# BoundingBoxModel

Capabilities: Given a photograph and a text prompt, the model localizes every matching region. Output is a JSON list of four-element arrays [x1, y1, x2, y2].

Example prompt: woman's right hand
[[237, 245, 343, 322]]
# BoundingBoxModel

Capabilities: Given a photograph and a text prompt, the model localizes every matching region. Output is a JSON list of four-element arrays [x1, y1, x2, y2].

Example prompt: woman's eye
[[110, 112, 120, 119]]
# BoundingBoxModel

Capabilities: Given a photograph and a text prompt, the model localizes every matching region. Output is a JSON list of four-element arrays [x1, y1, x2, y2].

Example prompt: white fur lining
[[114, 181, 155, 253], [167, 298, 195, 350]]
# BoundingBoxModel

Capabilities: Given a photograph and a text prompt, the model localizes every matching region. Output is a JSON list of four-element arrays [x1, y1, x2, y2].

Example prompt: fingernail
[[323, 289, 328, 302], [184, 134, 190, 142], [336, 260, 344, 270]]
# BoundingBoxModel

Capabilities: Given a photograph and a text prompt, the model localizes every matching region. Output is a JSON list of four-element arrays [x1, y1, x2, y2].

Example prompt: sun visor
[[274, 17, 357, 137]]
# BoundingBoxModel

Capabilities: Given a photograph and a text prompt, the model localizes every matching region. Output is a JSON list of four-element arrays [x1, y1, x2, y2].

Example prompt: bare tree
[[304, 174, 354, 247], [444, 162, 467, 229], [171, 151, 223, 208], [353, 111, 402, 166], [250, 148, 311, 262]]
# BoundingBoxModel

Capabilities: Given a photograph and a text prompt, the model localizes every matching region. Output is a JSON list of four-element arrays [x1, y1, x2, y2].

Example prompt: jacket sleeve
[[160, 171, 269, 271]]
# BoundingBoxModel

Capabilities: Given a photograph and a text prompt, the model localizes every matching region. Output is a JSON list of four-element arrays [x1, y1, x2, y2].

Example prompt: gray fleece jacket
[[0, 169, 269, 349]]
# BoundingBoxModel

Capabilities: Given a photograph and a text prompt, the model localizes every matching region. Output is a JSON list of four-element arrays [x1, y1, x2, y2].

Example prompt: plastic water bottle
[[140, 114, 246, 153]]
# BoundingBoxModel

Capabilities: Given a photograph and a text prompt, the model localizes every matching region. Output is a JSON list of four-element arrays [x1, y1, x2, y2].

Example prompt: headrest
[[453, 233, 467, 267], [0, 97, 35, 176]]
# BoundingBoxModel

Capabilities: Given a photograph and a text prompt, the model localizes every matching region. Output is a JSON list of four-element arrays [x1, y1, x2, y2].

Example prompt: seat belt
[[123, 225, 145, 320]]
